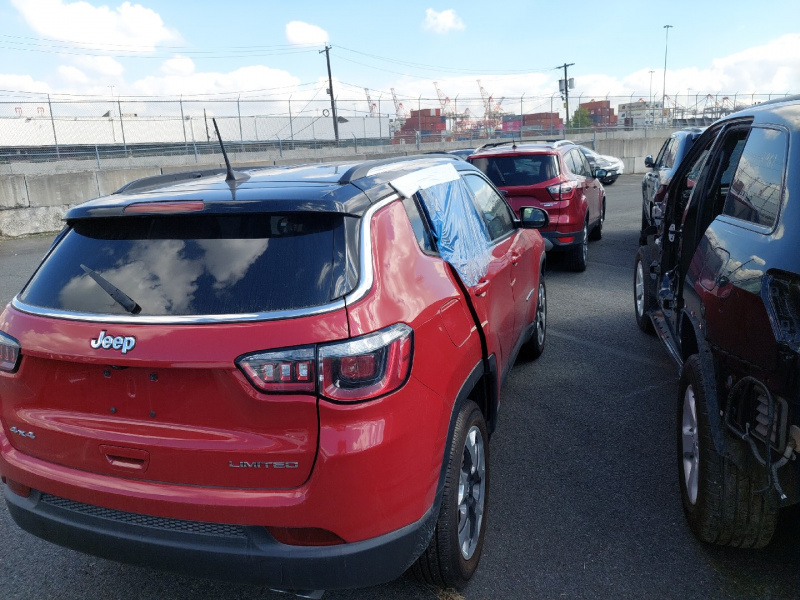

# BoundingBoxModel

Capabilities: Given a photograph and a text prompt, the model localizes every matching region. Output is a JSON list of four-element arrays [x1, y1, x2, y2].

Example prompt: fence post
[[189, 117, 199, 163], [117, 98, 127, 154], [180, 96, 188, 154], [353, 133, 358, 153], [289, 96, 295, 149], [95, 145, 101, 170], [238, 95, 244, 152], [47, 94, 60, 159], [278, 137, 283, 157]]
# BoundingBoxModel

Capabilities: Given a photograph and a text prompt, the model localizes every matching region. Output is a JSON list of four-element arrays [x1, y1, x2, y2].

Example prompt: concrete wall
[[0, 131, 675, 238]]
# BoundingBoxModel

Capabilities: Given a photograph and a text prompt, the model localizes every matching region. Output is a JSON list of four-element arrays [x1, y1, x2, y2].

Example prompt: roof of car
[[469, 141, 564, 157], [65, 154, 477, 221]]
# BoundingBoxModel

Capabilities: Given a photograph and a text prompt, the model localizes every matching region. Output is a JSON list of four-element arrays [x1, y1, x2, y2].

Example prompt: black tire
[[633, 246, 655, 334], [520, 277, 546, 360], [567, 219, 588, 272], [411, 400, 489, 589], [641, 206, 649, 232], [678, 355, 778, 548], [589, 198, 605, 241]]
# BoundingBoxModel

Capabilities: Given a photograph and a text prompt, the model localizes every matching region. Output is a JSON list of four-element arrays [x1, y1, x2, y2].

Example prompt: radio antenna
[[212, 118, 249, 183]]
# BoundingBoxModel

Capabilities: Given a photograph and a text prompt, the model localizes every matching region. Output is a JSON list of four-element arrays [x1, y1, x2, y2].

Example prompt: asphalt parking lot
[[1, 175, 799, 599]]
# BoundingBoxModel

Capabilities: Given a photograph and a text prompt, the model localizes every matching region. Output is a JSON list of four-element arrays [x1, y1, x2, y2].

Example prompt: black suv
[[641, 127, 705, 231], [634, 96, 800, 548]]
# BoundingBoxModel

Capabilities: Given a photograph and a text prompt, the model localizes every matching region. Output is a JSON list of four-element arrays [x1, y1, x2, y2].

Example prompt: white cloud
[[57, 65, 89, 83], [10, 0, 179, 51], [422, 9, 465, 34], [75, 56, 125, 77], [132, 64, 300, 99], [285, 21, 329, 47], [161, 56, 195, 77]]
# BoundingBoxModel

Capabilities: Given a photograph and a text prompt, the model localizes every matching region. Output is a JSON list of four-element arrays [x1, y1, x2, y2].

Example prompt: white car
[[576, 146, 624, 185]]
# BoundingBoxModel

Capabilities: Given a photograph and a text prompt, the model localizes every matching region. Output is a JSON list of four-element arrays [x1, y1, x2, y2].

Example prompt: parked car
[[447, 148, 476, 160], [0, 155, 550, 593], [575, 145, 624, 185], [633, 96, 800, 548], [468, 141, 606, 272], [641, 127, 706, 231]]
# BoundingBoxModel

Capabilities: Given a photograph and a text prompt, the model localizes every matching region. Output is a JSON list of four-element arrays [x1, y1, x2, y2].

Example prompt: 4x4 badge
[[90, 330, 136, 354]]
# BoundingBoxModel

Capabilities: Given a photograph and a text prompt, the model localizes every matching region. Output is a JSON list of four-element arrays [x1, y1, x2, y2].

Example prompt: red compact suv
[[469, 141, 606, 271], [0, 155, 548, 593]]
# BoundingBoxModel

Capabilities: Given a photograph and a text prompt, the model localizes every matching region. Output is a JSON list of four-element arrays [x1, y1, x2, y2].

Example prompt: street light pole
[[662, 25, 673, 127]]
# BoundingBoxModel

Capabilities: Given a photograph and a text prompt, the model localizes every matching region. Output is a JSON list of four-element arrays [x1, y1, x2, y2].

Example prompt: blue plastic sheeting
[[417, 178, 492, 287]]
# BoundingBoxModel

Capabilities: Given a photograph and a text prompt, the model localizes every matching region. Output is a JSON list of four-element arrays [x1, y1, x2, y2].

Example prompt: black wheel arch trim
[[679, 312, 737, 464]]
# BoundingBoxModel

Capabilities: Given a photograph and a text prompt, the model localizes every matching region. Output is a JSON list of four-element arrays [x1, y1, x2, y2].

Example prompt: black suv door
[[660, 119, 790, 372]]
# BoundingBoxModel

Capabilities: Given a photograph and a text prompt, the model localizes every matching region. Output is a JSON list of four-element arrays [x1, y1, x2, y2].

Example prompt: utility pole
[[320, 45, 339, 142], [558, 63, 575, 130], [662, 25, 673, 127]]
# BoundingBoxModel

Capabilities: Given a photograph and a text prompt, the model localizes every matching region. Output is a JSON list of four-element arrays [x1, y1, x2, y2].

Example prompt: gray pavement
[[1, 176, 799, 599]]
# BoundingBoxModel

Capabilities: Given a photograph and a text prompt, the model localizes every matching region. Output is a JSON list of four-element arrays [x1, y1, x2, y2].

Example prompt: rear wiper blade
[[80, 264, 142, 314]]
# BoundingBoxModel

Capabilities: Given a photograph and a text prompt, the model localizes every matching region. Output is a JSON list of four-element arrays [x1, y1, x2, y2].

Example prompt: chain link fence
[[0, 92, 791, 174]]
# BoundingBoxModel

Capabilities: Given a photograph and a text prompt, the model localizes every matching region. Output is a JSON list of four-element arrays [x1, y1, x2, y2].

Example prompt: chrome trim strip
[[344, 194, 399, 306], [10, 297, 346, 325]]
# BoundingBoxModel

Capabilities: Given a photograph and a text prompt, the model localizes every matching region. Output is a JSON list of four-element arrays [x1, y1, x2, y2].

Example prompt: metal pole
[[320, 45, 339, 142], [180, 96, 188, 153], [47, 94, 60, 158], [117, 97, 127, 153], [289, 96, 295, 149], [378, 97, 382, 141], [662, 25, 673, 127], [237, 95, 244, 152], [190, 118, 198, 163]]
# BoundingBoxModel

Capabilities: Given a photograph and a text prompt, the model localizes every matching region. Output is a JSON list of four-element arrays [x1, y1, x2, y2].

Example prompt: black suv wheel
[[677, 355, 778, 548]]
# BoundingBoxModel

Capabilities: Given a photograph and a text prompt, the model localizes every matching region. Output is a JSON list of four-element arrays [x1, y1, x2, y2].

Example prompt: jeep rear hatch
[[3, 212, 352, 490]]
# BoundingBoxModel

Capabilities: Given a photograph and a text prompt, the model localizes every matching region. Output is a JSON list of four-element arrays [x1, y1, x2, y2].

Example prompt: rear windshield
[[20, 213, 345, 316], [470, 155, 559, 187]]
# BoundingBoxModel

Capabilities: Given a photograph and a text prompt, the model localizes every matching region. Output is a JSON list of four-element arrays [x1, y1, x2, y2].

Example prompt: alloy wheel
[[681, 386, 700, 505], [536, 282, 546, 346], [635, 260, 646, 317], [458, 425, 486, 560]]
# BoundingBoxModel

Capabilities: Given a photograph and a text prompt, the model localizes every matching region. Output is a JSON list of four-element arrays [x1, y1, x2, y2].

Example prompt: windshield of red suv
[[19, 213, 346, 316], [470, 155, 559, 187]]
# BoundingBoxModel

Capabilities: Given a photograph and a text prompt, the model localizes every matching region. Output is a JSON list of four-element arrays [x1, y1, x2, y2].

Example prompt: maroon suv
[[0, 155, 549, 594], [469, 141, 606, 271]]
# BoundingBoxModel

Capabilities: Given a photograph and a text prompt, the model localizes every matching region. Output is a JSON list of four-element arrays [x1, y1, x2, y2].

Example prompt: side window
[[563, 150, 578, 175], [401, 195, 437, 253], [662, 138, 678, 168], [463, 174, 515, 241], [722, 127, 787, 229], [654, 138, 670, 167], [576, 150, 592, 176]]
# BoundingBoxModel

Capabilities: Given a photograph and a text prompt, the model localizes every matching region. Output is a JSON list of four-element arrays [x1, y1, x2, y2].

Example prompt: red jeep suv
[[469, 141, 606, 271], [0, 155, 548, 594]]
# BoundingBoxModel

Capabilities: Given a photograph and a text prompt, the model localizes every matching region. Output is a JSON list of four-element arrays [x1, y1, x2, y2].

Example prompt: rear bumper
[[4, 484, 438, 591], [541, 227, 586, 251]]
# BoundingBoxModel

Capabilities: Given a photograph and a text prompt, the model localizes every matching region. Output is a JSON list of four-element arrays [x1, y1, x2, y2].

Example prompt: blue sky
[[0, 0, 798, 117]]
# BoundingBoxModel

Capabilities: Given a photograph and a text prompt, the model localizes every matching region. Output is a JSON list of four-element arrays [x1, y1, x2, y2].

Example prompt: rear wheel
[[568, 219, 588, 272], [520, 278, 546, 360], [589, 198, 605, 241], [678, 355, 778, 548], [411, 400, 489, 589], [634, 246, 655, 334]]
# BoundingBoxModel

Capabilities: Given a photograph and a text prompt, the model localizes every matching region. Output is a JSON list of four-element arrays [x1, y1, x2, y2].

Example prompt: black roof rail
[[114, 168, 228, 194], [338, 153, 460, 184], [474, 137, 564, 152]]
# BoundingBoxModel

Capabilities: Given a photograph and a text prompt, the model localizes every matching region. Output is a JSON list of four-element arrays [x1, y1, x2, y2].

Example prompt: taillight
[[319, 324, 413, 402], [546, 182, 576, 202], [237, 346, 316, 393], [0, 331, 21, 373]]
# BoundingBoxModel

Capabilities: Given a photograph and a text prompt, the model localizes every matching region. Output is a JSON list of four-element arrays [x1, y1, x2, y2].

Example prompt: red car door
[[463, 174, 529, 380]]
